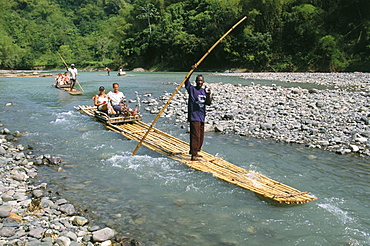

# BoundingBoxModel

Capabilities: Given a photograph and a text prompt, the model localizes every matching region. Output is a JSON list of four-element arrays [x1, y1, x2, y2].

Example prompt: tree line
[[0, 0, 369, 72]]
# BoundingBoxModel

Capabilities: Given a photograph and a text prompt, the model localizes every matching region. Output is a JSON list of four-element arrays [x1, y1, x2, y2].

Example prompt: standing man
[[185, 72, 212, 161], [68, 63, 78, 91]]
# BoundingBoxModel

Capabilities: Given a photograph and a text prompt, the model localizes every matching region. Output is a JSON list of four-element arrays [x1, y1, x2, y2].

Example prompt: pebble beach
[[145, 72, 370, 157], [0, 125, 140, 246]]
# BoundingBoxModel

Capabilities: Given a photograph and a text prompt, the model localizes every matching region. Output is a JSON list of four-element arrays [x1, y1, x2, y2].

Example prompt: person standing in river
[[185, 69, 212, 161], [68, 63, 78, 91]]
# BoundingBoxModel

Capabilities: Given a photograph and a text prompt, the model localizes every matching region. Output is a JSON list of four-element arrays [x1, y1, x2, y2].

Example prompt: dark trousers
[[70, 79, 76, 89], [189, 121, 204, 156]]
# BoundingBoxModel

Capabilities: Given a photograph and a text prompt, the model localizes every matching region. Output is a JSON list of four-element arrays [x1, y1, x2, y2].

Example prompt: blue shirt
[[185, 79, 208, 122]]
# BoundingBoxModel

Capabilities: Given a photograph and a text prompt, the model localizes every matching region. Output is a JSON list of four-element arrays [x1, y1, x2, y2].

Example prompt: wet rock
[[13, 131, 23, 137], [48, 156, 62, 165], [2, 128, 11, 135], [92, 227, 115, 242], [73, 216, 89, 226]]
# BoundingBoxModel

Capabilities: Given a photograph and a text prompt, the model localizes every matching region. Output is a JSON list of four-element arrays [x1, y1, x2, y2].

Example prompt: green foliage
[[0, 31, 24, 68], [0, 0, 369, 71], [315, 35, 346, 72]]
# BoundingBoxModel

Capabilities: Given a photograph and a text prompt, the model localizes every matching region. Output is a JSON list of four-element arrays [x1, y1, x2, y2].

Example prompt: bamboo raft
[[52, 84, 83, 95], [99, 74, 135, 77], [75, 105, 317, 204]]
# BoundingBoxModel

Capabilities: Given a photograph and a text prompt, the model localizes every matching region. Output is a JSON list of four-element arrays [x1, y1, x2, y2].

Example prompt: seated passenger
[[93, 86, 115, 115], [55, 73, 64, 87], [107, 83, 137, 116], [118, 66, 126, 76], [63, 72, 70, 85]]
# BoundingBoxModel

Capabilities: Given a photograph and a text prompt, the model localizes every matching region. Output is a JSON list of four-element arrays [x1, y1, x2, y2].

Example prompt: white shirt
[[107, 91, 125, 105], [68, 67, 78, 79]]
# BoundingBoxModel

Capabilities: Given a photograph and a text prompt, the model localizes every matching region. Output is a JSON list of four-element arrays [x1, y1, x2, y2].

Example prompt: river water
[[0, 72, 369, 245]]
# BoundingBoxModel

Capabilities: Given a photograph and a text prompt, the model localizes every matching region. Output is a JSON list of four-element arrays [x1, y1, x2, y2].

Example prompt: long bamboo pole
[[132, 16, 247, 155], [57, 52, 84, 92]]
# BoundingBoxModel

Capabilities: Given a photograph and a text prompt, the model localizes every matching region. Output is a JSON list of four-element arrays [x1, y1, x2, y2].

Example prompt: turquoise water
[[0, 72, 369, 245]]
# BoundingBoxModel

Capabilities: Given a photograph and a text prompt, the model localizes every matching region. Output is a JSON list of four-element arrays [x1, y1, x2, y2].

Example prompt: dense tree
[[0, 0, 369, 71]]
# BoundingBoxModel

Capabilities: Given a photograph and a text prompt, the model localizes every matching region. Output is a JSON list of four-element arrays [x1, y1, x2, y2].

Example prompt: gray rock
[[11, 171, 28, 181], [63, 231, 78, 241], [350, 145, 360, 152], [73, 216, 89, 226], [49, 156, 62, 165], [1, 194, 13, 202], [88, 225, 100, 232], [55, 198, 68, 205], [33, 189, 44, 198], [260, 123, 273, 130], [41, 197, 55, 208], [13, 131, 23, 137], [28, 227, 44, 239], [55, 236, 71, 246], [101, 240, 113, 246], [14, 152, 25, 160], [58, 204, 76, 215], [214, 124, 224, 133], [3, 128, 11, 135], [0, 227, 16, 237], [0, 210, 10, 217], [0, 146, 6, 155], [92, 227, 115, 242], [29, 240, 53, 246]]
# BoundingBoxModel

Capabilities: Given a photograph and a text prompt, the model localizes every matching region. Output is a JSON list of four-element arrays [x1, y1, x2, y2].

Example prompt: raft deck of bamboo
[[75, 105, 317, 204], [52, 84, 83, 95]]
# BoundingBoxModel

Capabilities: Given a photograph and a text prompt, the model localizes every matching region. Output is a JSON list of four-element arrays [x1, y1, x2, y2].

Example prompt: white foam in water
[[104, 152, 193, 185], [50, 110, 78, 125], [317, 198, 354, 224], [317, 198, 369, 245], [106, 153, 171, 170], [185, 183, 199, 191]]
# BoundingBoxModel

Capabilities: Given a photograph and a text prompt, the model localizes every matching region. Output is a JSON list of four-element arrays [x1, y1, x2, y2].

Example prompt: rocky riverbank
[[144, 72, 370, 157], [215, 72, 370, 91], [0, 125, 141, 246]]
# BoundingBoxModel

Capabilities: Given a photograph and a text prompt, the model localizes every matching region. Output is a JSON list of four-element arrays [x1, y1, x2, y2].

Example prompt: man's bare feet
[[191, 155, 200, 161]]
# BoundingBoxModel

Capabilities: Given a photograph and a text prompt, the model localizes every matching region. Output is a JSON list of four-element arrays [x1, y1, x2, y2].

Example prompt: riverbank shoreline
[[0, 124, 141, 246], [214, 72, 370, 91], [146, 72, 370, 157]]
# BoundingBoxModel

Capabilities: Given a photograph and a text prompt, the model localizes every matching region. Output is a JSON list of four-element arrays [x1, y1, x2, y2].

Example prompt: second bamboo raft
[[75, 105, 317, 204]]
